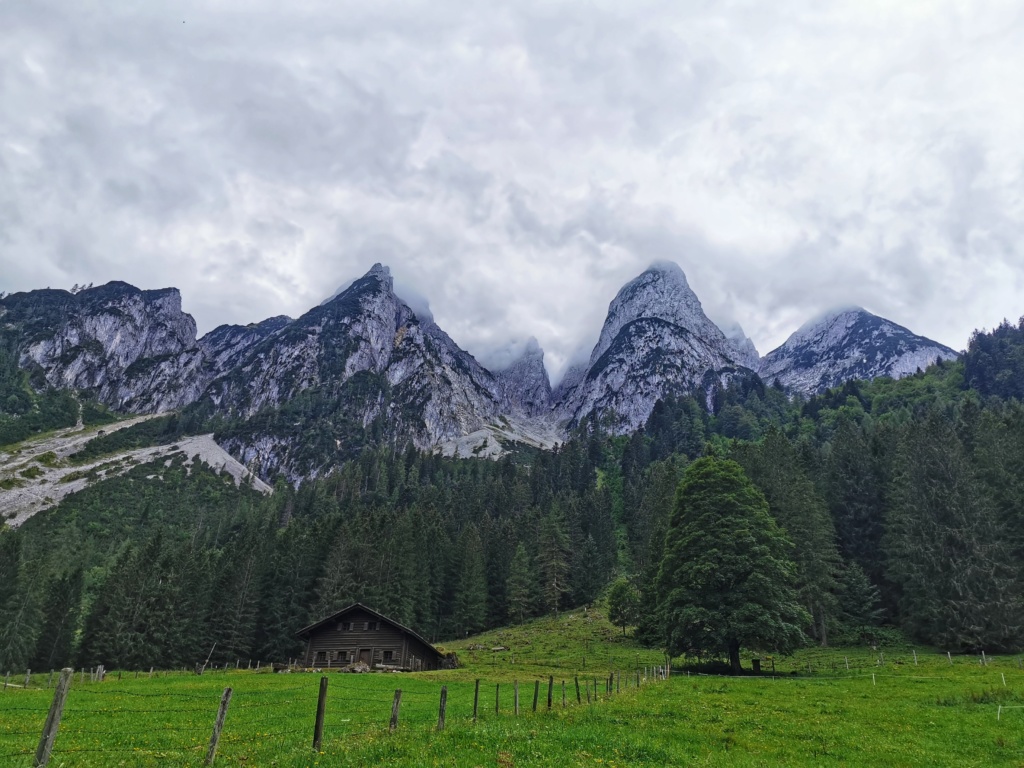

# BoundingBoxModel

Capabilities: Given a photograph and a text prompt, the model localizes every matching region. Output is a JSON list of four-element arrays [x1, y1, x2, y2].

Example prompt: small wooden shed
[[296, 602, 444, 671]]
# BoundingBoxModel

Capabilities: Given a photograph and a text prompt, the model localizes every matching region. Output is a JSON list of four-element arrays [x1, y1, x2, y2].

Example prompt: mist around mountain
[[1, 260, 964, 486]]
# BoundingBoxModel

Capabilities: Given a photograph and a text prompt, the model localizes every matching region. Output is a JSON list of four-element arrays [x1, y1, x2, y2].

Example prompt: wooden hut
[[296, 602, 444, 671]]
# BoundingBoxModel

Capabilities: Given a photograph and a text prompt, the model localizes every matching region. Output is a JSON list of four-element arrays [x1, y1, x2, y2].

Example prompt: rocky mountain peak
[[759, 306, 959, 396], [589, 261, 728, 368], [720, 321, 760, 370], [494, 337, 552, 417]]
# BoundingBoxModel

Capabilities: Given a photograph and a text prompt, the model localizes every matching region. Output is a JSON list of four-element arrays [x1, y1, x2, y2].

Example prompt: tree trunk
[[728, 639, 742, 675]]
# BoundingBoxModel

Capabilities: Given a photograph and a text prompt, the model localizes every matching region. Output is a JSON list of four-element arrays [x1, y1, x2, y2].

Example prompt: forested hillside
[[1, 317, 1023, 673]]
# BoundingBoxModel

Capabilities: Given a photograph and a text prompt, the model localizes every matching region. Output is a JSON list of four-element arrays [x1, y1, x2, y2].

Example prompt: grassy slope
[[1, 608, 1021, 766]]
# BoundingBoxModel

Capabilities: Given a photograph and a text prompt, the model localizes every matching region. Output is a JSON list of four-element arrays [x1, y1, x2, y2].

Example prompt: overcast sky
[[2, 0, 1022, 381]]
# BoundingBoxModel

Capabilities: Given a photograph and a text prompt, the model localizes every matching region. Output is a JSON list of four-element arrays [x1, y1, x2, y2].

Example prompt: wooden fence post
[[312, 676, 328, 751], [585, 679, 591, 704], [532, 680, 539, 712], [495, 683, 500, 715], [574, 677, 581, 704], [437, 686, 448, 731], [473, 679, 480, 721], [562, 680, 566, 708], [205, 687, 233, 765], [47, 670, 54, 689], [33, 667, 72, 768], [547, 676, 553, 710], [25, 669, 31, 688], [390, 690, 402, 732], [514, 680, 519, 715]]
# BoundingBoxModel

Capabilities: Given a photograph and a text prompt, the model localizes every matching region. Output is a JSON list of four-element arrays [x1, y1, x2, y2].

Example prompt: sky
[[2, 0, 1023, 382]]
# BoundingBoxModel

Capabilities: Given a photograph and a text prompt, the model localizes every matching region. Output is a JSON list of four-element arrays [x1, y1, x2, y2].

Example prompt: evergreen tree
[[655, 457, 808, 673], [885, 410, 1024, 650], [453, 524, 488, 636], [733, 431, 840, 644], [31, 568, 84, 669], [506, 543, 534, 624], [537, 507, 571, 615]]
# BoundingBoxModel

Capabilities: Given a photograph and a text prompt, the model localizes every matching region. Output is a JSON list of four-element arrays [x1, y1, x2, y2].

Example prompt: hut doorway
[[359, 649, 372, 665]]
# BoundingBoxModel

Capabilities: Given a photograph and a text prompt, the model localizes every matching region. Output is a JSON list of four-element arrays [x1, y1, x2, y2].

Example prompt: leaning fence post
[[473, 679, 480, 721], [312, 676, 328, 751], [532, 680, 539, 712], [205, 687, 233, 765], [574, 676, 581, 704], [33, 667, 73, 768], [390, 690, 402, 732], [437, 686, 448, 731]]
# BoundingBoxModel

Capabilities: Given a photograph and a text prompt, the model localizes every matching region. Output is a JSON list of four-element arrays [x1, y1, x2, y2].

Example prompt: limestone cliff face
[[494, 338, 552, 418], [554, 262, 752, 432], [759, 308, 959, 396], [2, 282, 206, 412], [203, 264, 506, 466]]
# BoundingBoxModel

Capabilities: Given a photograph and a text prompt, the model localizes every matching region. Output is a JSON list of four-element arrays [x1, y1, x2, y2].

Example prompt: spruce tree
[[506, 543, 534, 624], [453, 524, 488, 636]]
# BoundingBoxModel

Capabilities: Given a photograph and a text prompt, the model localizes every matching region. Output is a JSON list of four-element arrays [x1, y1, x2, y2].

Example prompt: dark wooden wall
[[301, 608, 442, 670]]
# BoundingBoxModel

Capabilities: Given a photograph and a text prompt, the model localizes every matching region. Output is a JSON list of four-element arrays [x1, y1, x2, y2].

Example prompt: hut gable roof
[[295, 602, 438, 652]]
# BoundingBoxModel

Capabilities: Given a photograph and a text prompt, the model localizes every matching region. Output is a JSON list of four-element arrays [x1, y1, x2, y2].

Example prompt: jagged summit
[[556, 263, 750, 432], [720, 321, 760, 370], [494, 337, 551, 418], [589, 261, 729, 367], [759, 307, 958, 396]]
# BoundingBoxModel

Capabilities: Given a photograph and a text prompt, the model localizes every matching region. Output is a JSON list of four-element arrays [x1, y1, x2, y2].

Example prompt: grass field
[[2, 609, 1022, 766]]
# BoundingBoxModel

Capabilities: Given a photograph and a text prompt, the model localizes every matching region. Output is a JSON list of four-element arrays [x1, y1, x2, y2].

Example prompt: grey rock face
[[759, 307, 959, 396], [720, 321, 761, 370], [2, 282, 207, 412], [199, 316, 292, 373], [204, 264, 506, 456], [556, 262, 750, 432], [494, 337, 552, 417]]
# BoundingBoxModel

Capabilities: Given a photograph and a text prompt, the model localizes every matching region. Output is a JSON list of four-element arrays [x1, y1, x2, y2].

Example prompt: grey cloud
[[2, 0, 1023, 378]]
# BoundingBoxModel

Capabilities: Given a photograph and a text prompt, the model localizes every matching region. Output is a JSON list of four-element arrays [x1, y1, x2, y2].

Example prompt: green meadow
[[2, 608, 1021, 767]]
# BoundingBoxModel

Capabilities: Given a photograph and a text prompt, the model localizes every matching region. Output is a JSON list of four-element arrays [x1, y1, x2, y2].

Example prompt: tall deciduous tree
[[655, 457, 808, 673], [607, 577, 640, 636]]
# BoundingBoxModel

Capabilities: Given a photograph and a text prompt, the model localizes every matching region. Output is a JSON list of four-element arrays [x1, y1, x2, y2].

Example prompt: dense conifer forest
[[1, 317, 1023, 673]]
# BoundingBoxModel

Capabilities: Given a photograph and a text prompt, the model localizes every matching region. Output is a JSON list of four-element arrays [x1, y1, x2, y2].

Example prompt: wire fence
[[0, 664, 668, 766]]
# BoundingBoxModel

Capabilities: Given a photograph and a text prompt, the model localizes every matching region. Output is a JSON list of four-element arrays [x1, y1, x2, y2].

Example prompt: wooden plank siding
[[297, 604, 444, 671]]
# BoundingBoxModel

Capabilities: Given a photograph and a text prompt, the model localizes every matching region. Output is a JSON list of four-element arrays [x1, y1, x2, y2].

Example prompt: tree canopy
[[655, 457, 808, 673]]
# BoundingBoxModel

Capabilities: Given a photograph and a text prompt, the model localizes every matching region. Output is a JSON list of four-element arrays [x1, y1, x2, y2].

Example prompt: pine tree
[[537, 507, 571, 615], [31, 568, 84, 669], [506, 543, 534, 624], [885, 409, 1024, 650], [733, 430, 840, 645], [453, 524, 488, 636]]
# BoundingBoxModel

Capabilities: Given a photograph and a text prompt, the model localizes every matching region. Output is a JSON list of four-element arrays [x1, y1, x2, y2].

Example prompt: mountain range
[[0, 262, 959, 475]]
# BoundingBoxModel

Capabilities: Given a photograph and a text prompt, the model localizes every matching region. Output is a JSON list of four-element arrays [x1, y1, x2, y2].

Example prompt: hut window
[[372, 621, 380, 630], [316, 651, 326, 662], [383, 650, 393, 661]]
